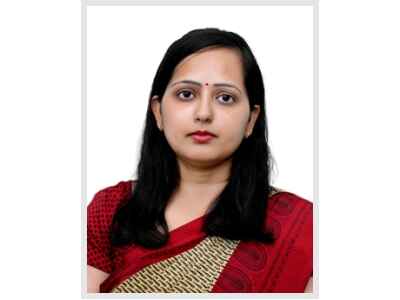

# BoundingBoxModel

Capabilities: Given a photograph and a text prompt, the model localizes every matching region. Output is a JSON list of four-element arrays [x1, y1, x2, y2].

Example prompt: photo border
[[81, 0, 319, 298]]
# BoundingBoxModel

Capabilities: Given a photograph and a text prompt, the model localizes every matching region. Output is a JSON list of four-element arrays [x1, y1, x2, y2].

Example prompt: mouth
[[189, 130, 216, 143]]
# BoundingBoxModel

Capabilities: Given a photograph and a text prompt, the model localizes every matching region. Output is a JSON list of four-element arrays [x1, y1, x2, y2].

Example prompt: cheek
[[161, 104, 189, 145], [221, 112, 249, 138], [224, 126, 246, 150], [214, 116, 248, 155]]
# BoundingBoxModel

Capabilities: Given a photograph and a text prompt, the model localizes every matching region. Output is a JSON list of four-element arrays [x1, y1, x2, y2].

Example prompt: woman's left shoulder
[[265, 187, 313, 249], [268, 187, 313, 215], [260, 188, 313, 292]]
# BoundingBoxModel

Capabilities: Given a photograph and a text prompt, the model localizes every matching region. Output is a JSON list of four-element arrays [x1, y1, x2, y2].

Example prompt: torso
[[91, 180, 313, 293]]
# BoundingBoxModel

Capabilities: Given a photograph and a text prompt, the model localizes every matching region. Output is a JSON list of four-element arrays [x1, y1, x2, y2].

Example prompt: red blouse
[[87, 180, 313, 293]]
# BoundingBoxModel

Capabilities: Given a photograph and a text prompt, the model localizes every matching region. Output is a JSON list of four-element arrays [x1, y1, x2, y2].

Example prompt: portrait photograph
[[84, 0, 316, 295], [4, 0, 400, 300]]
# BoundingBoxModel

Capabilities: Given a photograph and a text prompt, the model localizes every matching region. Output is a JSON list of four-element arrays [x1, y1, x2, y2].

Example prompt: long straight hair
[[110, 28, 275, 248]]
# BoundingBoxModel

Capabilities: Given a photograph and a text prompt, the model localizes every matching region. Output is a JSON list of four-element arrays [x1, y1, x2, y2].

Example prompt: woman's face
[[151, 47, 260, 167]]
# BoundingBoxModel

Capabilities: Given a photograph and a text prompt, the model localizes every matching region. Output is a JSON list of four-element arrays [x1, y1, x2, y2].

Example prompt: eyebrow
[[169, 80, 242, 94]]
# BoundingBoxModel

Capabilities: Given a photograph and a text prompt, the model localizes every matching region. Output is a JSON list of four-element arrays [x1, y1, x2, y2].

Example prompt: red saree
[[87, 180, 313, 293]]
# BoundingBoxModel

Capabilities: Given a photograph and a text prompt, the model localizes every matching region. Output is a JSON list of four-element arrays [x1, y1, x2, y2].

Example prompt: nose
[[194, 90, 213, 123]]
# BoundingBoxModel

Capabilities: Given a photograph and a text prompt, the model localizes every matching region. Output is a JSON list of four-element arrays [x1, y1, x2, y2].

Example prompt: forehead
[[170, 47, 245, 85]]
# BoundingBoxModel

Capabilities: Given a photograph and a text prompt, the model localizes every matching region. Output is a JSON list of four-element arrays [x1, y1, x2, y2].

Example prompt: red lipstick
[[190, 130, 216, 143]]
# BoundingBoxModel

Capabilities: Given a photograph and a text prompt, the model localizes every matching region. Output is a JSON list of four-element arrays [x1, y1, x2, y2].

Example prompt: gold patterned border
[[112, 236, 240, 293]]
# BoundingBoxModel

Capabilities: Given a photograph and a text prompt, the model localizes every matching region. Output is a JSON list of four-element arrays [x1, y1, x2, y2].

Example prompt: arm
[[304, 276, 313, 293], [87, 265, 110, 293]]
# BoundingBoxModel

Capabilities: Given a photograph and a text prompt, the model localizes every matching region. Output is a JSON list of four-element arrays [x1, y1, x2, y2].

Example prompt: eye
[[176, 90, 194, 100], [216, 93, 235, 104]]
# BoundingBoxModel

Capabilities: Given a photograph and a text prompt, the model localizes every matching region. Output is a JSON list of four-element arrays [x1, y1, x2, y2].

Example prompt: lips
[[189, 130, 216, 137], [190, 130, 216, 143]]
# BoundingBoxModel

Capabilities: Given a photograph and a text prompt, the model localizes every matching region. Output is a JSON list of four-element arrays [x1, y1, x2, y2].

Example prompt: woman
[[87, 28, 313, 293]]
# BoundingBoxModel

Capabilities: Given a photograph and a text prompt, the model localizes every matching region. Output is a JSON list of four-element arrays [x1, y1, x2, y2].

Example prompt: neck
[[167, 157, 232, 211], [176, 156, 232, 186]]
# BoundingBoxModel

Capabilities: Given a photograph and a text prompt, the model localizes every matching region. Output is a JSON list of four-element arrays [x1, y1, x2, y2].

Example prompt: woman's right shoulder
[[87, 180, 137, 276], [87, 179, 136, 217]]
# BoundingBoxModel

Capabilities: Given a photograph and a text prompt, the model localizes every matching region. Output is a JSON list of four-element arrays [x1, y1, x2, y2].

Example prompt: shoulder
[[88, 180, 135, 207], [87, 180, 136, 228], [268, 188, 313, 216], [87, 180, 136, 274], [265, 188, 313, 247], [262, 189, 313, 291]]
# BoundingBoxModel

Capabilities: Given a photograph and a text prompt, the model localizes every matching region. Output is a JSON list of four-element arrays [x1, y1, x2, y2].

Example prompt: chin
[[193, 154, 229, 165]]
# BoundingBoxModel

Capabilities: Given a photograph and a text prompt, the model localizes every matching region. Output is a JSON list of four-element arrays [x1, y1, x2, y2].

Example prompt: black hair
[[110, 27, 275, 248]]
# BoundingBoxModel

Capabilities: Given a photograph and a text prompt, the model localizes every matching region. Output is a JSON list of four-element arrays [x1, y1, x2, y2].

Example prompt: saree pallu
[[87, 180, 313, 293]]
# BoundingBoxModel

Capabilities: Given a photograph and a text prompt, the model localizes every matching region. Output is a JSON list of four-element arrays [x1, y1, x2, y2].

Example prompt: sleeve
[[289, 199, 313, 290], [87, 181, 133, 273], [274, 195, 313, 292], [263, 192, 313, 292]]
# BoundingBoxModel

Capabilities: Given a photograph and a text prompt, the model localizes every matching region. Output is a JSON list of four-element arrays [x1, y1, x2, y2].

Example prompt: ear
[[245, 105, 260, 138], [151, 95, 163, 131]]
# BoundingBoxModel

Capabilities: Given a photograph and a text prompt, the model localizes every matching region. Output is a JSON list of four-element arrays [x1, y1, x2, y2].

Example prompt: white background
[[87, 5, 313, 203], [1, 1, 400, 300]]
